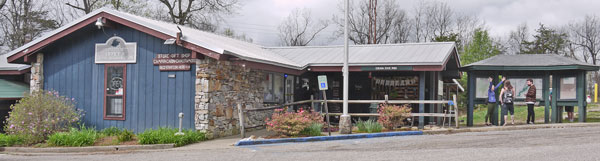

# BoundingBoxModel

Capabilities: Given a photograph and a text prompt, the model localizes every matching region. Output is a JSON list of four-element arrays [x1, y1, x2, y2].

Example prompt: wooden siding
[[42, 23, 195, 132]]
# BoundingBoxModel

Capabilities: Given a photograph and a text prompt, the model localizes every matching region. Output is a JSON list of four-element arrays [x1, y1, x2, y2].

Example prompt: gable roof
[[5, 8, 301, 69], [5, 8, 460, 73], [461, 54, 599, 71], [266, 42, 458, 68]]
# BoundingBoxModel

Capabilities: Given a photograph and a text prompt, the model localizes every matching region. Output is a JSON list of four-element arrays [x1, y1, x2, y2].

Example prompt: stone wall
[[194, 58, 273, 138], [30, 53, 44, 93]]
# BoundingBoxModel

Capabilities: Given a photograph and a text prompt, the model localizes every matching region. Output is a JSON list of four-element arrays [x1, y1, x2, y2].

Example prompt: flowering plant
[[265, 107, 323, 137], [4, 90, 83, 144], [377, 104, 411, 130]]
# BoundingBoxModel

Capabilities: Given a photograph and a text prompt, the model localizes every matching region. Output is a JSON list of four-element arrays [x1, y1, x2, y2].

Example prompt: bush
[[118, 129, 135, 142], [0, 134, 25, 147], [378, 104, 411, 130], [47, 126, 99, 147], [137, 127, 206, 147], [356, 119, 383, 133], [100, 127, 122, 136], [265, 108, 324, 137], [300, 123, 323, 136], [4, 90, 83, 144]]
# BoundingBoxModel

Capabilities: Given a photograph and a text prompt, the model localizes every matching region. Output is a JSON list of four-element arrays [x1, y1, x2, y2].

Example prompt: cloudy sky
[[222, 0, 600, 46]]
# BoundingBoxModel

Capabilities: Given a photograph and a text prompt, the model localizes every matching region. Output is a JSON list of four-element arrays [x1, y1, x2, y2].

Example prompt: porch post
[[543, 72, 550, 123], [577, 71, 586, 122], [30, 53, 44, 93], [467, 72, 475, 127], [419, 71, 426, 129], [551, 75, 558, 123]]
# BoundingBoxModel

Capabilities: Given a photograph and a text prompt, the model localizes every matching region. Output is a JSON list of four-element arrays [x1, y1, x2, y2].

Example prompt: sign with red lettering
[[153, 53, 195, 71]]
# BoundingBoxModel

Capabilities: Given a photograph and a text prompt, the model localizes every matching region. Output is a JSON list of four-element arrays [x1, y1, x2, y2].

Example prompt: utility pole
[[339, 0, 352, 134]]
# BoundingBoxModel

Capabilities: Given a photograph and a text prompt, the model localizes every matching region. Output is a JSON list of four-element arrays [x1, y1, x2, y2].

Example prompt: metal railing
[[237, 94, 459, 138]]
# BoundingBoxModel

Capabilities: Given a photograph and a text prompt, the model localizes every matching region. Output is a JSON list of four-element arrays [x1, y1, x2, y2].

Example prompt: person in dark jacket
[[525, 79, 537, 124], [485, 76, 505, 126]]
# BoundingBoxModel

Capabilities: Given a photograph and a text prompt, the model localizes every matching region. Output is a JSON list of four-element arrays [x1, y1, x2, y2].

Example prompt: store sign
[[95, 36, 137, 63], [153, 53, 195, 71], [318, 75, 328, 90], [361, 66, 412, 71]]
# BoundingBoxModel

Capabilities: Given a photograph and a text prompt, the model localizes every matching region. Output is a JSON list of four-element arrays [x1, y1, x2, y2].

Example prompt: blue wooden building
[[5, 8, 461, 136]]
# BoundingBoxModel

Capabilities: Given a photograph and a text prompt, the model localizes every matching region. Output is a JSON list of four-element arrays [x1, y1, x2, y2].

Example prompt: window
[[104, 64, 126, 120], [263, 73, 285, 103]]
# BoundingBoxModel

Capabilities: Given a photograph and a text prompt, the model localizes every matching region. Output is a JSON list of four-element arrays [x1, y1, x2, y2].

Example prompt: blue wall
[[41, 23, 195, 133]]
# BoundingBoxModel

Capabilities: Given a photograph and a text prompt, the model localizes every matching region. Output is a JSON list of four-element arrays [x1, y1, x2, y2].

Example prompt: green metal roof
[[0, 79, 29, 99], [460, 54, 600, 71]]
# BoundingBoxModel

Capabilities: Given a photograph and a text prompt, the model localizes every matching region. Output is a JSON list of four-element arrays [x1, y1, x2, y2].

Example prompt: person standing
[[500, 80, 516, 126], [525, 79, 537, 124], [565, 106, 575, 122], [485, 76, 505, 126]]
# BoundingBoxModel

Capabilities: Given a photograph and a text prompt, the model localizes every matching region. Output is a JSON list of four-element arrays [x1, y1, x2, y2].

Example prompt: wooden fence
[[237, 95, 459, 138]]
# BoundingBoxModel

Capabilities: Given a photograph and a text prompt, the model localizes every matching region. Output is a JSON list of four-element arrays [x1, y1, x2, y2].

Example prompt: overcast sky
[[222, 0, 600, 46]]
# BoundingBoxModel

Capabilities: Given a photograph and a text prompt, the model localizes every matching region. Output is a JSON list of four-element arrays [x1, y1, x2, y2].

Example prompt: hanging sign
[[318, 75, 328, 90], [153, 53, 195, 71], [361, 66, 412, 71], [95, 36, 137, 64]]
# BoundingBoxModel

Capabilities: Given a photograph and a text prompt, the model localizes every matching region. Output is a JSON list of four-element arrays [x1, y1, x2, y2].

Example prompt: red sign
[[153, 53, 195, 71]]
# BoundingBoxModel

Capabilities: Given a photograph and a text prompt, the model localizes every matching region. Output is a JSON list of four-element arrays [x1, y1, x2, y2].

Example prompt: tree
[[522, 24, 568, 55], [157, 0, 238, 32], [222, 28, 253, 43], [0, 0, 7, 10], [65, 0, 104, 14], [569, 15, 600, 65], [1, 0, 58, 50], [332, 0, 403, 44], [411, 1, 482, 48], [461, 29, 501, 66], [277, 8, 328, 46], [506, 23, 529, 55]]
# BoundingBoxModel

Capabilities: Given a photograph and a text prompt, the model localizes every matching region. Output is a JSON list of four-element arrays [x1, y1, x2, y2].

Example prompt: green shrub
[[47, 126, 99, 147], [118, 129, 134, 142], [101, 127, 122, 136], [4, 90, 83, 144], [378, 104, 411, 130], [137, 127, 206, 147], [300, 123, 323, 136], [265, 108, 324, 137], [356, 119, 383, 133], [0, 134, 25, 147]]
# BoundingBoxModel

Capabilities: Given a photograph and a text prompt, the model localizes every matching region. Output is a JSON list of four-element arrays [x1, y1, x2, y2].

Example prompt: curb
[[235, 131, 423, 146], [0, 144, 174, 153], [423, 122, 600, 135]]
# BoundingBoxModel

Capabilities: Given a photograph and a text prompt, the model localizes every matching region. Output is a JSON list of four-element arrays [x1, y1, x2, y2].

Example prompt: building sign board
[[361, 66, 413, 71], [318, 75, 328, 90], [153, 53, 195, 71], [95, 36, 137, 63]]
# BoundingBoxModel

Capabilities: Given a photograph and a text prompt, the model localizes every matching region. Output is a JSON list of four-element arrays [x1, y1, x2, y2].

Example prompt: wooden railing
[[237, 95, 459, 138]]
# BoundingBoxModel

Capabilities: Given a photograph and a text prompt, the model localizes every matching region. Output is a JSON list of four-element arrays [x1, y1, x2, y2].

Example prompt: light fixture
[[163, 38, 176, 45], [95, 17, 104, 29]]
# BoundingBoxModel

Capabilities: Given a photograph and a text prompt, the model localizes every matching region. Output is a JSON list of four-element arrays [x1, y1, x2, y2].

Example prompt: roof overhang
[[460, 65, 600, 71], [7, 11, 226, 64]]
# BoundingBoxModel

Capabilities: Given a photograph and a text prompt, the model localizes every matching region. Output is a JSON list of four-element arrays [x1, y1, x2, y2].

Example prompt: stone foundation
[[194, 58, 272, 138]]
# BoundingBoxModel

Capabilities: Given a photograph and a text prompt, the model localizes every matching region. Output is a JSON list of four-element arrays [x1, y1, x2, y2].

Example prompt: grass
[[0, 134, 26, 147], [460, 103, 600, 125], [300, 123, 323, 136], [460, 105, 546, 126], [356, 119, 383, 133], [47, 127, 100, 147], [137, 127, 207, 147]]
